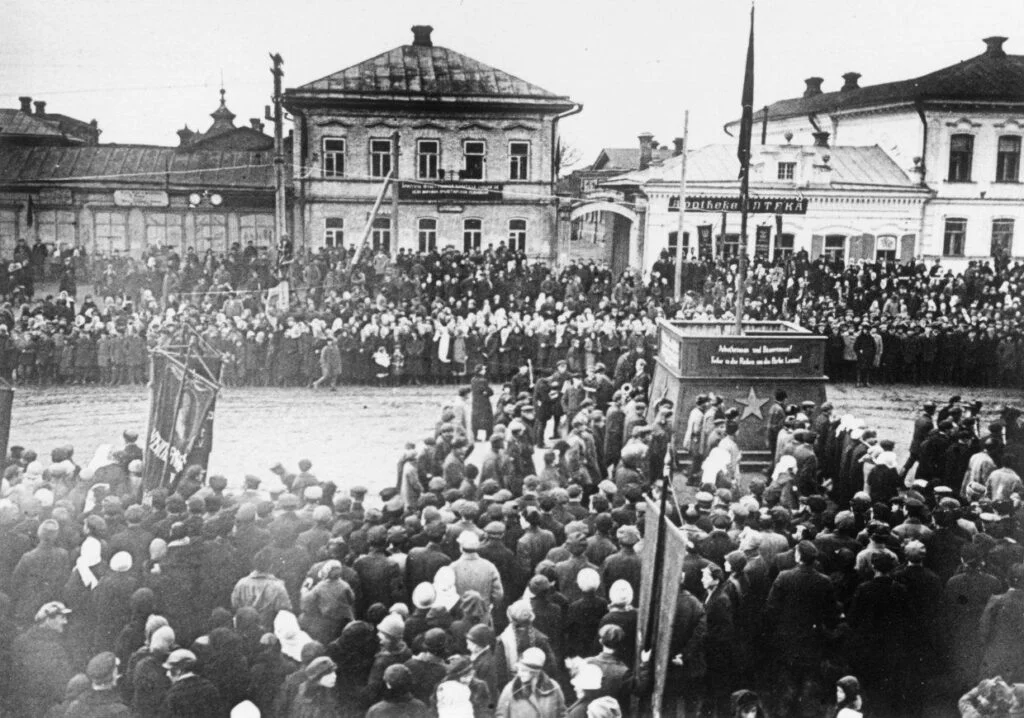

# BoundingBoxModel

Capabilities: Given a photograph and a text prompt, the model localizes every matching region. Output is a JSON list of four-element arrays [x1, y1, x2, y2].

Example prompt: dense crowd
[[1, 239, 1023, 389], [0, 353, 1023, 718]]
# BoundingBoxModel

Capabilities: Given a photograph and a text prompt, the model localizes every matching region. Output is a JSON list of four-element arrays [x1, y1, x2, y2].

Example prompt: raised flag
[[737, 4, 755, 179]]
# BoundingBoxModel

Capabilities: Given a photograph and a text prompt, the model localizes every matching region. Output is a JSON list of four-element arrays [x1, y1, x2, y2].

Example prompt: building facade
[[725, 36, 1024, 267], [599, 141, 930, 275], [283, 25, 579, 259], [0, 92, 278, 261]]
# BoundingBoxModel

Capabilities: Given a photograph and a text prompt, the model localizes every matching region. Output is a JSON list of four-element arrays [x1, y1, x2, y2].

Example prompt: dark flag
[[142, 352, 219, 492], [737, 3, 755, 179], [0, 379, 12, 467]]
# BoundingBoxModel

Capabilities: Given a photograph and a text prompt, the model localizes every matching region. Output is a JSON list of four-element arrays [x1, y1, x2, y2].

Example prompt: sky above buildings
[[3, 0, 1022, 169]]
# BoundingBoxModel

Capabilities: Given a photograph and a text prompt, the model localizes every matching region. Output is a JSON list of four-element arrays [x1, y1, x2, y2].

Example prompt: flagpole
[[735, 2, 755, 335], [673, 111, 689, 302]]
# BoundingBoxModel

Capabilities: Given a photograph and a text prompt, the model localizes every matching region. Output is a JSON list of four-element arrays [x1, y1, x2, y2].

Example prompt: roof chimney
[[411, 25, 434, 47], [803, 77, 824, 98], [34, 101, 46, 116], [983, 36, 1007, 58], [673, 137, 684, 157], [813, 131, 830, 148], [18, 96, 31, 113], [638, 132, 654, 171], [841, 72, 861, 92], [250, 118, 265, 132]]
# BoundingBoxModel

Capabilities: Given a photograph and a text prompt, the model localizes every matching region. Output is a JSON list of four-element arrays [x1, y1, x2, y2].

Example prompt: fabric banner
[[636, 497, 686, 717], [143, 353, 219, 492], [0, 379, 12, 467], [265, 281, 290, 320]]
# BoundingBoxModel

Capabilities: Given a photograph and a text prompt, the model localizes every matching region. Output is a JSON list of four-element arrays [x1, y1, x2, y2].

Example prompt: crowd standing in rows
[[0, 337, 1022, 717], [0, 240, 1022, 389]]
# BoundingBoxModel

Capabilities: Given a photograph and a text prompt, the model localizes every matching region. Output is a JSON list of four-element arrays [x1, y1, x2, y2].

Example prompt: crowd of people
[[1, 240, 1022, 389], [0, 344, 1022, 718]]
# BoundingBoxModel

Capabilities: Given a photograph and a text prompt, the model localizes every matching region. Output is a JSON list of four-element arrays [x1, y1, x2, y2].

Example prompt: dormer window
[[777, 162, 796, 180]]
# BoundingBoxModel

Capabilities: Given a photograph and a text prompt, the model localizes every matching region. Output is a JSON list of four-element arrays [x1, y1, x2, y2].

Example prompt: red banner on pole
[[143, 353, 219, 492]]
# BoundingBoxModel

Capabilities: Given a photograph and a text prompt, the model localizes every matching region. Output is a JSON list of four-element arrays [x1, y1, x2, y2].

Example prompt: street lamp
[[188, 190, 223, 207]]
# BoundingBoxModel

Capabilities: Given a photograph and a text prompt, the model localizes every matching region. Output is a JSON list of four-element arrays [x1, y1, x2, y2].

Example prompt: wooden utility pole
[[673, 111, 689, 302], [269, 53, 286, 253], [390, 130, 400, 256]]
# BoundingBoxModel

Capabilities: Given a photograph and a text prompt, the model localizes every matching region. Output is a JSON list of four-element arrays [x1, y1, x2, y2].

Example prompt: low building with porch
[[587, 139, 931, 275]]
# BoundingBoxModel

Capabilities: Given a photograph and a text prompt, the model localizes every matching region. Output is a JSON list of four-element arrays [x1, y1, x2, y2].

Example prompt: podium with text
[[648, 320, 827, 471]]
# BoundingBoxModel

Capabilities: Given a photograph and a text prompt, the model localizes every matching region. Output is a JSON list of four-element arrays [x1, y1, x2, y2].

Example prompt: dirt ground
[[10, 381, 1022, 494]]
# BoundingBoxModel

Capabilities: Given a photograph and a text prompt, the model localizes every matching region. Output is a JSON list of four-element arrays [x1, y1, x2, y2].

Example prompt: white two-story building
[[725, 36, 1024, 267]]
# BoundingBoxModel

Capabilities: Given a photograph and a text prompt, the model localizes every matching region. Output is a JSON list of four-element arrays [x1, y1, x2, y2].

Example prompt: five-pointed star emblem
[[736, 387, 768, 421]]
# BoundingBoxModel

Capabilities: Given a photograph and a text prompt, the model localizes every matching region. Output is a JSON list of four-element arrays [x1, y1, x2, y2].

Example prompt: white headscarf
[[875, 451, 899, 470], [273, 610, 312, 663], [772, 455, 798, 482], [76, 535, 103, 589], [432, 565, 460, 611]]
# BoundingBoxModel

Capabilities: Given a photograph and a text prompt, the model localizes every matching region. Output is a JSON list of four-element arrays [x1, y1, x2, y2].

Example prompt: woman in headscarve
[[202, 626, 249, 710], [765, 455, 799, 510], [274, 610, 314, 664], [288, 656, 341, 718], [232, 606, 264, 665], [433, 565, 460, 612]]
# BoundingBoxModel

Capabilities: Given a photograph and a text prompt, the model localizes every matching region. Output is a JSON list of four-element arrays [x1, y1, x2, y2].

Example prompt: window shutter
[[848, 234, 864, 260], [900, 234, 916, 262], [861, 233, 876, 260], [810, 234, 824, 259]]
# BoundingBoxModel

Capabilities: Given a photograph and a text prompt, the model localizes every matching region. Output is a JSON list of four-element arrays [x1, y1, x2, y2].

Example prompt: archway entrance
[[569, 202, 637, 276]]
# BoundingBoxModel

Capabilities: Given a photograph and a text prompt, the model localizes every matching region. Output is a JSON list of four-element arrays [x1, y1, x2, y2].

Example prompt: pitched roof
[[606, 143, 920, 190], [0, 146, 277, 189], [292, 41, 571, 105], [0, 109, 66, 139], [591, 147, 674, 171], [741, 38, 1024, 124]]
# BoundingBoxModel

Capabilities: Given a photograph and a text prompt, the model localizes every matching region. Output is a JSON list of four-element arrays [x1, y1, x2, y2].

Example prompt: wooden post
[[673, 111, 689, 302], [390, 131, 400, 256]]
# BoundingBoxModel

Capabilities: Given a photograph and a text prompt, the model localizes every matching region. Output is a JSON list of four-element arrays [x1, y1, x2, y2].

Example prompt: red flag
[[737, 4, 755, 180]]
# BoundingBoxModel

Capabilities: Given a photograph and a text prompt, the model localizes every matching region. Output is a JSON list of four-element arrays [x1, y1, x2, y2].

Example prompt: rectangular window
[[145, 213, 184, 250], [324, 218, 344, 248], [943, 218, 967, 256], [876, 235, 897, 261], [371, 216, 391, 253], [417, 140, 439, 180], [996, 136, 1021, 183], [667, 231, 690, 258], [720, 233, 740, 258], [36, 209, 76, 249], [509, 142, 530, 181], [238, 214, 273, 248], [948, 133, 974, 182], [464, 218, 482, 252], [94, 211, 128, 254], [774, 232, 795, 260], [323, 138, 346, 178], [508, 219, 526, 252], [196, 214, 227, 252], [992, 219, 1014, 258], [418, 218, 437, 252], [777, 162, 795, 180], [824, 234, 846, 262], [0, 209, 18, 257], [462, 141, 486, 180], [370, 139, 392, 178]]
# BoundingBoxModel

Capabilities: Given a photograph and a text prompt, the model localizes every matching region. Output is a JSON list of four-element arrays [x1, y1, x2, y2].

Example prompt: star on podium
[[736, 387, 768, 421]]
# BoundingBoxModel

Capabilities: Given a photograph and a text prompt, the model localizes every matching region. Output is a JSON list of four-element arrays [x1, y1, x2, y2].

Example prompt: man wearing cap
[[478, 521, 520, 605], [451, 531, 504, 621], [161, 649, 222, 718], [406, 522, 452, 592], [231, 551, 293, 629], [12, 518, 70, 624], [354, 526, 404, 614], [10, 601, 73, 718], [367, 616, 414, 707], [555, 532, 599, 605], [66, 651, 129, 718], [92, 552, 138, 654], [109, 506, 155, 575], [766, 390, 787, 459], [122, 430, 143, 466], [495, 646, 566, 718]]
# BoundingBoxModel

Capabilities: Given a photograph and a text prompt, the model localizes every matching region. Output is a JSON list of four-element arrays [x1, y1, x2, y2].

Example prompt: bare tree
[[555, 139, 585, 176]]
